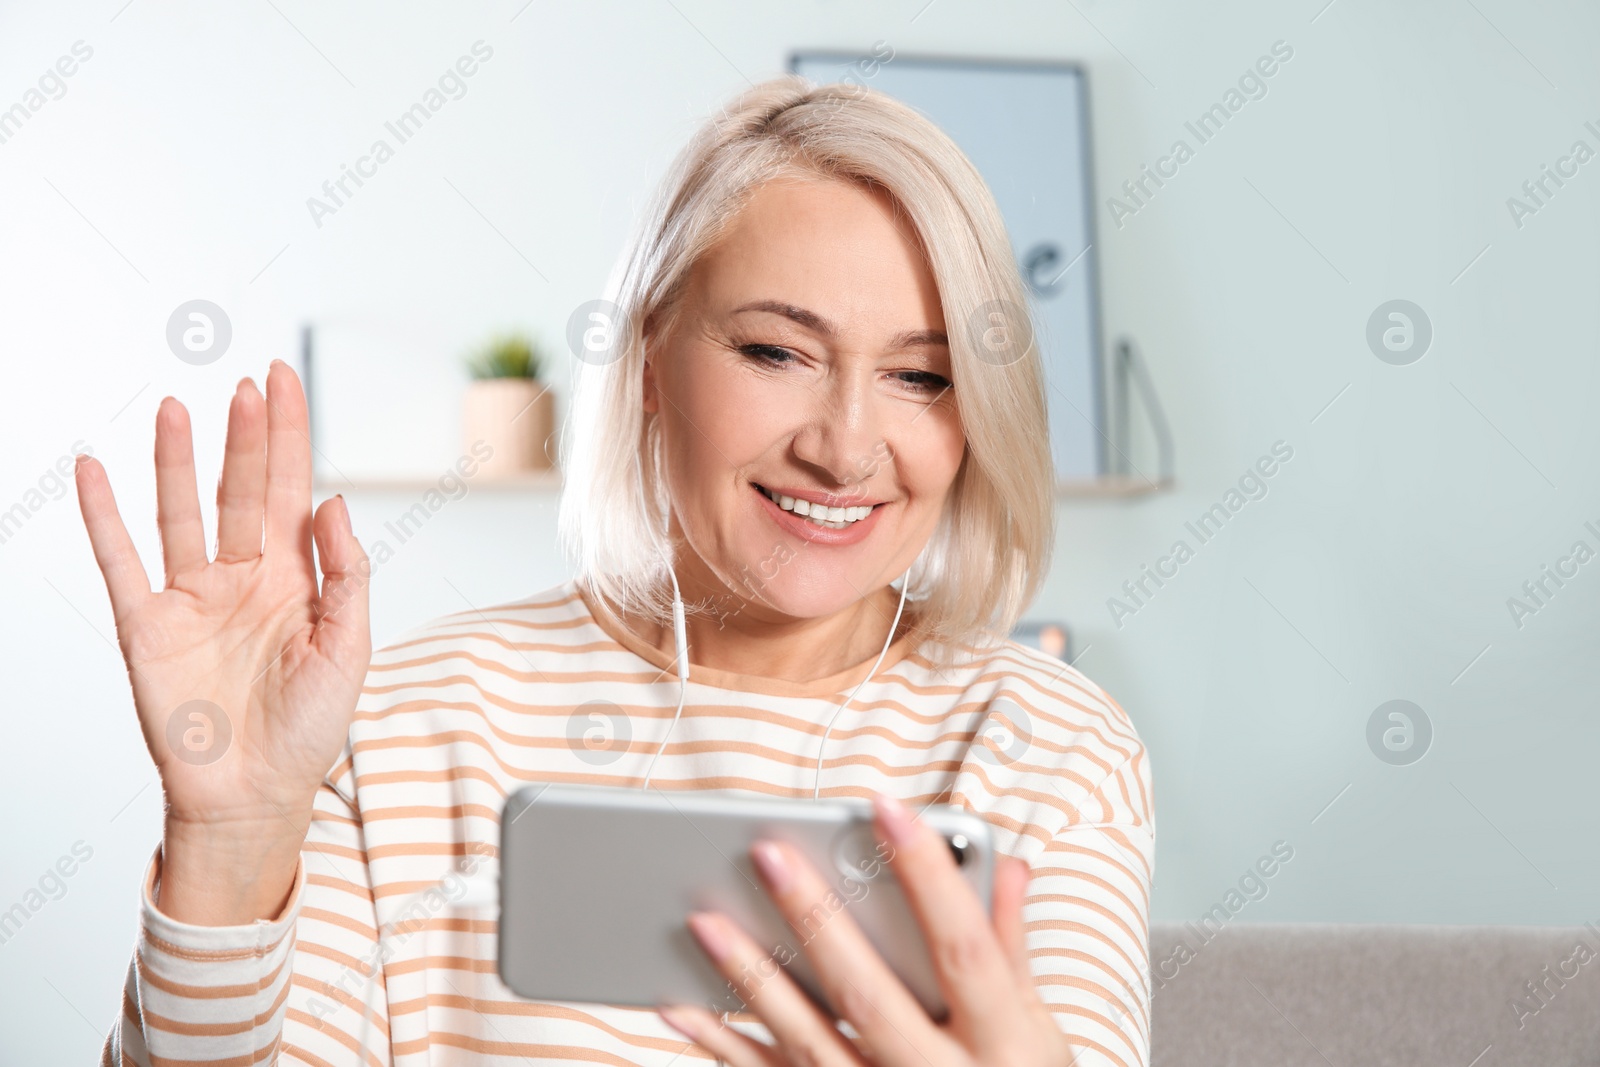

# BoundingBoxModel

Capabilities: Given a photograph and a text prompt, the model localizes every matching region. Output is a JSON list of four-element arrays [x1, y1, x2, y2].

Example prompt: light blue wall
[[2, 0, 1595, 1060]]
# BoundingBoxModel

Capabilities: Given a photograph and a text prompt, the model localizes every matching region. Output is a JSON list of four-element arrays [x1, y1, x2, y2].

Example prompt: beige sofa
[[1149, 922, 1600, 1065]]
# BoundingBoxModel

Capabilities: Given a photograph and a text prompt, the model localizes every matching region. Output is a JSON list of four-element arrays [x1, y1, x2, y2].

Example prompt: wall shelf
[[314, 470, 562, 493]]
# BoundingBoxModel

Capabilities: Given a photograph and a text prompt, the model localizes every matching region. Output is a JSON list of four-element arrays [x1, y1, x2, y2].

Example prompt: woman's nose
[[789, 372, 890, 488]]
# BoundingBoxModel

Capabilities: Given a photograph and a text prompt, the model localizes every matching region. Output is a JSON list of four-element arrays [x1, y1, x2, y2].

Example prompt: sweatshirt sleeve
[[101, 750, 392, 1066], [1025, 746, 1155, 1067]]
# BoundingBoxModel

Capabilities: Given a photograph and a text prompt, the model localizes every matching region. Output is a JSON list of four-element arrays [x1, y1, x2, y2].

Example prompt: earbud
[[671, 590, 689, 687]]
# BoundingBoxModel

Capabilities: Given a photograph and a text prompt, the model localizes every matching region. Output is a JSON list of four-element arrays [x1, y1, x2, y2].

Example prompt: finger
[[216, 378, 268, 563], [262, 359, 315, 577], [153, 397, 208, 583], [870, 792, 1023, 1051], [749, 840, 955, 1067], [74, 453, 152, 624], [659, 1004, 783, 1067], [685, 910, 863, 1067], [311, 495, 371, 666], [991, 855, 1036, 991]]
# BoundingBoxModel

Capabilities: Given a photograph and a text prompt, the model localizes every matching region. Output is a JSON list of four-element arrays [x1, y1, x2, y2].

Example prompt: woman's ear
[[641, 314, 660, 415], [641, 358, 659, 415]]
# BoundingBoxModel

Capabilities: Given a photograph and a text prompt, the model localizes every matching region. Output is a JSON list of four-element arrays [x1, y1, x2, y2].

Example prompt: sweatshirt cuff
[[139, 841, 306, 953]]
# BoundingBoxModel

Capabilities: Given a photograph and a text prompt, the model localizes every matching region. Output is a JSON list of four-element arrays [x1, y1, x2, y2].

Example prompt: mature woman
[[82, 76, 1152, 1067]]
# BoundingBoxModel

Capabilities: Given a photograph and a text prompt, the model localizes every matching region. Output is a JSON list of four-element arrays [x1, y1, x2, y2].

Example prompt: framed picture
[[790, 50, 1107, 484]]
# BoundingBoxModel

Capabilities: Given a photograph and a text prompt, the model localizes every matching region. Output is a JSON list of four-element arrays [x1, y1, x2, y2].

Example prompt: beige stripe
[[303, 873, 378, 903], [386, 993, 719, 1056], [134, 948, 288, 1001], [280, 1008, 387, 1067], [139, 971, 289, 1036], [287, 974, 390, 1043], [1040, 836, 1154, 892], [1022, 917, 1143, 980], [396, 1030, 716, 1063], [1036, 1005, 1138, 1065]]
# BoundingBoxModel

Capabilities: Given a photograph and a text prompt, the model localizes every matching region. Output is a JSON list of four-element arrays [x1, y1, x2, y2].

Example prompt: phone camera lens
[[946, 833, 970, 866]]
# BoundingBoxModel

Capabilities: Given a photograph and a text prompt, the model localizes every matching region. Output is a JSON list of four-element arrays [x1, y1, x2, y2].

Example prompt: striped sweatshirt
[[102, 581, 1154, 1067]]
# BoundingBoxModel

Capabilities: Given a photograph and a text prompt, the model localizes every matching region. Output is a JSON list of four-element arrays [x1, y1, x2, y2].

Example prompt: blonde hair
[[557, 74, 1054, 663]]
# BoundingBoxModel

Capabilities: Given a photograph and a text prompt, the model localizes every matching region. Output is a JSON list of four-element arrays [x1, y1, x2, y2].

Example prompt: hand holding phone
[[497, 783, 994, 1019], [654, 790, 1082, 1067]]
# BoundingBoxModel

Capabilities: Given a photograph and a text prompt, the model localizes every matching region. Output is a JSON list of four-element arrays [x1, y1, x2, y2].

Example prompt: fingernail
[[658, 1004, 700, 1039], [872, 791, 916, 847], [687, 911, 731, 962], [751, 839, 793, 894]]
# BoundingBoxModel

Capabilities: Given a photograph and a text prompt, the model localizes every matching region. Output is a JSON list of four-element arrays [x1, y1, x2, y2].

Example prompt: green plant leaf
[[466, 333, 545, 380]]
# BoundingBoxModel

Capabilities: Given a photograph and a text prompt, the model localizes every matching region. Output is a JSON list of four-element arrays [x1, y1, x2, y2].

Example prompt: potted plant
[[462, 333, 556, 478]]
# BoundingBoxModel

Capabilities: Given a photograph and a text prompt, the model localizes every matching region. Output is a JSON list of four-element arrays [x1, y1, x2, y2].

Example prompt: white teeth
[[759, 486, 876, 529]]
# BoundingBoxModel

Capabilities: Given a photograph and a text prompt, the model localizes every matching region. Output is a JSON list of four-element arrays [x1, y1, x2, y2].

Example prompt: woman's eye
[[895, 370, 952, 394], [738, 343, 795, 365], [737, 345, 949, 395]]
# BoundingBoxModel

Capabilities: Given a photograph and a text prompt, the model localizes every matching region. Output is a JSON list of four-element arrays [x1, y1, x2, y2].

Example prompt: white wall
[[3, 0, 1597, 1059]]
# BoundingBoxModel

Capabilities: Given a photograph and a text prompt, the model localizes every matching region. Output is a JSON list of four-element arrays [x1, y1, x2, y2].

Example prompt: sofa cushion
[[1150, 922, 1600, 1066]]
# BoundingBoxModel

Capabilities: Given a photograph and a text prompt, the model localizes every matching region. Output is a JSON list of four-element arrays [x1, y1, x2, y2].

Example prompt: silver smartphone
[[497, 783, 994, 1020]]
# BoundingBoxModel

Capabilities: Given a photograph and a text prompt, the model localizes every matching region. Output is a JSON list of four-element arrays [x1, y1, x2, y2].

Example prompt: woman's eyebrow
[[730, 300, 948, 349]]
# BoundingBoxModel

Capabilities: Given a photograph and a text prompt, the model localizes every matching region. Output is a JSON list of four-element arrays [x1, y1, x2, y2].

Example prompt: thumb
[[311, 494, 372, 671], [991, 854, 1036, 992]]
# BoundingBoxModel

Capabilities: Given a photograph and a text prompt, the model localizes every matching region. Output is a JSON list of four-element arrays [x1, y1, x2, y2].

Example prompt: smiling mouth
[[755, 484, 880, 530]]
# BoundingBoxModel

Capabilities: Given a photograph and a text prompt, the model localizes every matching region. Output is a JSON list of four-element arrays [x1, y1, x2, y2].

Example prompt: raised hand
[[76, 360, 372, 924]]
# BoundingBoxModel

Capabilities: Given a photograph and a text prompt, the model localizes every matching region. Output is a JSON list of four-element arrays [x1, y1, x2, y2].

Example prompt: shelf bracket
[[1108, 334, 1174, 489]]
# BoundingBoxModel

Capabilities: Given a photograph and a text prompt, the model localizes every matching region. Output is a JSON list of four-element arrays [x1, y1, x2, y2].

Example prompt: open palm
[[77, 360, 371, 838]]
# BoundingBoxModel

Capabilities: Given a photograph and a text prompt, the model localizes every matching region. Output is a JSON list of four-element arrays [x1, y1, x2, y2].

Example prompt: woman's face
[[644, 175, 965, 623]]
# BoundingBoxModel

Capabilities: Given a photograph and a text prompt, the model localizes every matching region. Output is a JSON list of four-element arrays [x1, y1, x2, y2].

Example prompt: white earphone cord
[[639, 564, 910, 798], [811, 571, 909, 800], [639, 565, 690, 789]]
